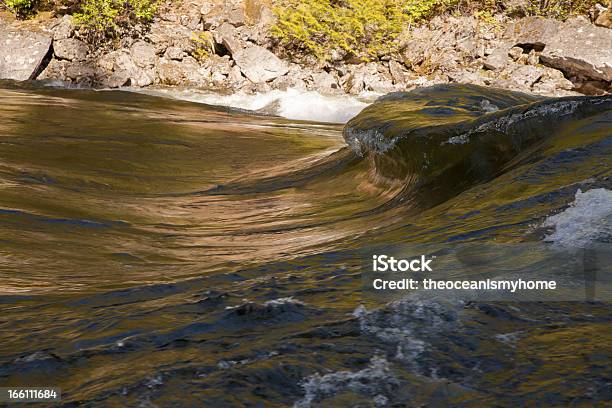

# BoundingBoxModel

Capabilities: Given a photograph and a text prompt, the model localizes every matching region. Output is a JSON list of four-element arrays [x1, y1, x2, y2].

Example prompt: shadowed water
[[0, 82, 610, 407]]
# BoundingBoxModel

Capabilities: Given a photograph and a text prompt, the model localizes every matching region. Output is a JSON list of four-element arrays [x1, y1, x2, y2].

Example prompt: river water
[[0, 81, 610, 407]]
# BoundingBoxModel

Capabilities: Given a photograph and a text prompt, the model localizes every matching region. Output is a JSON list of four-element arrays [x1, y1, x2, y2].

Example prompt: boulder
[[98, 50, 155, 88], [146, 22, 195, 55], [227, 65, 245, 84], [52, 15, 75, 41], [213, 22, 244, 55], [595, 9, 612, 29], [483, 45, 511, 71], [388, 60, 407, 84], [65, 62, 96, 85], [309, 71, 340, 93], [504, 17, 560, 50], [447, 70, 487, 86], [54, 38, 88, 62], [509, 65, 543, 87], [130, 41, 157, 68], [164, 46, 184, 61], [157, 56, 210, 86], [361, 63, 394, 92], [270, 64, 307, 90], [508, 46, 524, 61], [532, 67, 576, 96], [539, 18, 612, 83], [201, 2, 227, 30], [232, 45, 288, 83], [0, 27, 52, 80], [227, 7, 246, 27], [342, 66, 366, 94], [180, 14, 201, 30]]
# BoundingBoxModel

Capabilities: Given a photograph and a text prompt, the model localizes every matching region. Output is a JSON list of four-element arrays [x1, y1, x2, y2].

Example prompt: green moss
[[73, 0, 159, 43], [3, 0, 36, 18], [272, 0, 600, 62], [521, 0, 599, 19], [191, 31, 215, 62], [271, 0, 457, 62]]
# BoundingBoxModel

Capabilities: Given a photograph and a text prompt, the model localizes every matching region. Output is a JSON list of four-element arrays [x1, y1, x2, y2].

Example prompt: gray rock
[[207, 55, 232, 76], [389, 60, 407, 84], [157, 56, 209, 86], [52, 15, 74, 41], [54, 38, 88, 62], [0, 27, 52, 80], [448, 70, 486, 86], [309, 71, 339, 93], [540, 18, 612, 82], [100, 50, 155, 88], [227, 64, 245, 84], [508, 46, 524, 61], [228, 7, 246, 27], [594, 9, 612, 29], [509, 65, 543, 87], [130, 41, 157, 68], [504, 17, 560, 50], [233, 45, 288, 83], [456, 38, 482, 58], [164, 46, 184, 61], [213, 22, 244, 55], [526, 50, 539, 66], [342, 67, 366, 94], [65, 62, 95, 85], [202, 3, 227, 30], [361, 63, 394, 92], [532, 67, 575, 96], [146, 22, 194, 55], [483, 46, 510, 71]]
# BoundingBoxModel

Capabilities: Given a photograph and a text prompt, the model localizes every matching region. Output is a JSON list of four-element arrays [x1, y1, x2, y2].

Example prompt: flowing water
[[0, 82, 610, 407]]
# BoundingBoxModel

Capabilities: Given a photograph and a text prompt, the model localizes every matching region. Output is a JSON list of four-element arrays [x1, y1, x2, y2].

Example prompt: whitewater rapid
[[130, 87, 379, 123]]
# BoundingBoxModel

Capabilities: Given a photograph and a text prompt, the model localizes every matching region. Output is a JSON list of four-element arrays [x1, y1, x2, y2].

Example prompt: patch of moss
[[272, 0, 456, 62], [74, 0, 160, 44]]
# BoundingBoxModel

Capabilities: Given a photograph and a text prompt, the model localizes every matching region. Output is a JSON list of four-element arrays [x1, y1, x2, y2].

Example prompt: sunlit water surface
[[0, 82, 610, 407]]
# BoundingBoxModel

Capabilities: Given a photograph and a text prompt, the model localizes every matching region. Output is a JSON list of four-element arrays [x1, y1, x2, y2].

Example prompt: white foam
[[543, 188, 612, 248], [264, 296, 305, 307], [134, 87, 375, 123], [294, 355, 398, 408]]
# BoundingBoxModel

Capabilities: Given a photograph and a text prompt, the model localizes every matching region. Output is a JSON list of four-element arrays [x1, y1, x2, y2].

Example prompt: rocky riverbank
[[1, 1, 611, 97]]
